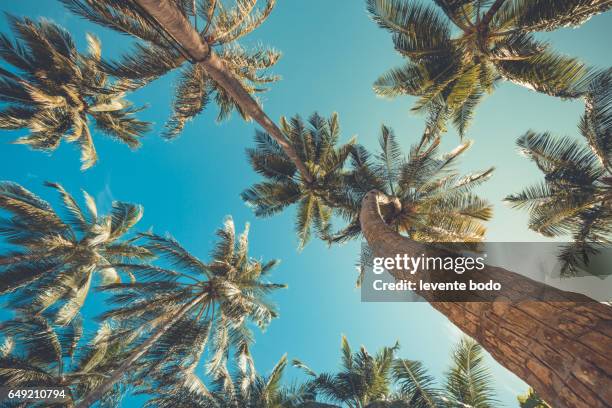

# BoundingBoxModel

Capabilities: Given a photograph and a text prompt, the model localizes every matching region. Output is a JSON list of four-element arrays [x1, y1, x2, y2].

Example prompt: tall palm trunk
[[133, 0, 313, 184], [76, 292, 208, 408], [360, 190, 612, 408]]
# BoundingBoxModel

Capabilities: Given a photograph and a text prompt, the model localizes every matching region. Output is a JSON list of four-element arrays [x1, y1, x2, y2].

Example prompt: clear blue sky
[[1, 1, 611, 406]]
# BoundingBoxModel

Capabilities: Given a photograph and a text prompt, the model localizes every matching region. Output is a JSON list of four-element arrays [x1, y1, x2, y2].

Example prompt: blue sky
[[1, 1, 611, 406]]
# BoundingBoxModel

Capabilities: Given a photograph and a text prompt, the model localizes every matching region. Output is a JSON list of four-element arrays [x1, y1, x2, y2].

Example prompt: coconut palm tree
[[0, 316, 135, 407], [242, 115, 494, 248], [241, 113, 355, 248], [505, 70, 612, 275], [367, 0, 607, 137], [293, 336, 497, 408], [0, 181, 151, 325], [243, 113, 612, 406], [60, 0, 279, 135], [331, 126, 493, 245], [76, 216, 286, 408], [0, 15, 150, 169], [146, 353, 316, 408], [61, 0, 313, 183]]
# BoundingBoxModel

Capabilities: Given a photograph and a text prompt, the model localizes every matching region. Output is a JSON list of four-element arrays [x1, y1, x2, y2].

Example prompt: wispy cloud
[[95, 179, 115, 213]]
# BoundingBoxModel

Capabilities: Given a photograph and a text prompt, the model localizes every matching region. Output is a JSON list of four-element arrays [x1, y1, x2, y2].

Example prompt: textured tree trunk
[[133, 0, 313, 184], [360, 190, 612, 408], [76, 293, 207, 408]]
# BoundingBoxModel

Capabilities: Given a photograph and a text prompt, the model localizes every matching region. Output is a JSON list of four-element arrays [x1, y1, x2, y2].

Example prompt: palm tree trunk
[[360, 190, 612, 408], [75, 292, 208, 408], [133, 0, 313, 184]]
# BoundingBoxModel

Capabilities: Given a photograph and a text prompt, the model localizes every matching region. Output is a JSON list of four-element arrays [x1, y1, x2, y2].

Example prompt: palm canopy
[[0, 15, 150, 169], [0, 181, 151, 326], [243, 114, 493, 249], [293, 335, 401, 407], [333, 126, 494, 244], [146, 353, 314, 408], [505, 70, 612, 275], [367, 0, 607, 137], [0, 316, 133, 407], [241, 113, 355, 249], [96, 217, 286, 392], [61, 0, 281, 138], [293, 336, 496, 408]]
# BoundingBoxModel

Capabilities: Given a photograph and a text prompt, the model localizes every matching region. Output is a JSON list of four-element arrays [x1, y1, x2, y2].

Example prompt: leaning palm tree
[[505, 70, 612, 275], [76, 217, 286, 408], [241, 113, 355, 248], [367, 0, 607, 137], [0, 15, 150, 169], [146, 353, 315, 408], [0, 181, 151, 325], [0, 316, 135, 407], [61, 0, 313, 182], [61, 0, 279, 136], [243, 113, 612, 406]]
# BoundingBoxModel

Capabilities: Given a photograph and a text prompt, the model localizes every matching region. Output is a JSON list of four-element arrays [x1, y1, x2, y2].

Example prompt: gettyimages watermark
[[359, 242, 612, 302]]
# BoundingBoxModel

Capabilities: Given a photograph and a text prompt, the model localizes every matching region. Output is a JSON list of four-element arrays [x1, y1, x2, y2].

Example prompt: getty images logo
[[372, 254, 486, 275]]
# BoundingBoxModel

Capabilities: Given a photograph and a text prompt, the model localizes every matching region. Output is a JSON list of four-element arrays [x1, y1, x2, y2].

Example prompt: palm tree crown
[[0, 15, 150, 169], [242, 113, 493, 249], [0, 181, 150, 325], [505, 70, 612, 275], [61, 0, 281, 138], [96, 217, 286, 392], [367, 0, 608, 137], [293, 335, 399, 407], [241, 113, 355, 248], [334, 126, 494, 244]]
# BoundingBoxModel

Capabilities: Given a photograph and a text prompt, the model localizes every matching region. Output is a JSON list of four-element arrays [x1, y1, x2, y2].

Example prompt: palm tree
[[293, 335, 401, 407], [242, 115, 494, 248], [243, 113, 612, 406], [0, 316, 135, 407], [0, 181, 151, 325], [242, 113, 355, 248], [146, 353, 316, 408], [293, 336, 497, 408], [367, 0, 607, 137], [76, 216, 286, 408], [332, 126, 493, 245], [506, 70, 612, 275], [61, 0, 313, 183], [0, 15, 150, 169]]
